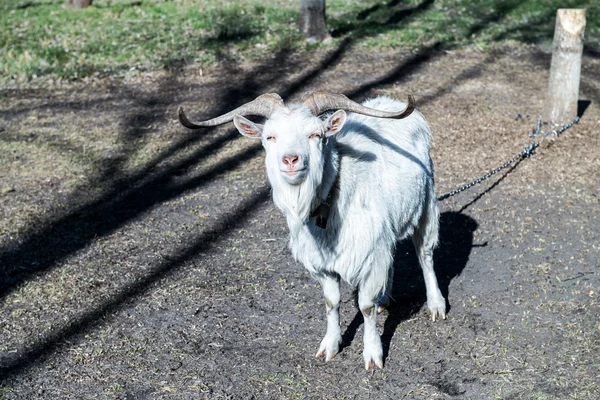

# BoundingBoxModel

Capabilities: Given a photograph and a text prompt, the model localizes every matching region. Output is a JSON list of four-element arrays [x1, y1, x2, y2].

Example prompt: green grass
[[0, 0, 301, 84], [0, 0, 598, 86], [327, 0, 598, 50]]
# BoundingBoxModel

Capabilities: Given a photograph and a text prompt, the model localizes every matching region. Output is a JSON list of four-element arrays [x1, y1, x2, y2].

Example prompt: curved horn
[[301, 91, 415, 119], [178, 93, 285, 129]]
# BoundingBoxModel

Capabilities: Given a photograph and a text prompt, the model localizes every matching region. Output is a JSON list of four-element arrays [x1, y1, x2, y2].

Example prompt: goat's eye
[[266, 135, 276, 142], [309, 132, 321, 140]]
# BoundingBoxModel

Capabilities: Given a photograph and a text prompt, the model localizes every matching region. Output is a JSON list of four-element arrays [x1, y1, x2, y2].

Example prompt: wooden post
[[543, 9, 586, 125], [64, 0, 93, 9], [299, 0, 331, 43]]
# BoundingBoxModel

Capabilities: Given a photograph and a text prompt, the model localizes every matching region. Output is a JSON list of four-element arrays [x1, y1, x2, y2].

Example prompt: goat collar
[[310, 187, 333, 229]]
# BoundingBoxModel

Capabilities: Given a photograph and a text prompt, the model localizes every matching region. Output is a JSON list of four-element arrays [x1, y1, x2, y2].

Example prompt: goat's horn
[[301, 91, 415, 119], [178, 93, 285, 129]]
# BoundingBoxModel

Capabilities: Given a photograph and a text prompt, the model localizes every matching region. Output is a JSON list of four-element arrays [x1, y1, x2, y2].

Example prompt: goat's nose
[[282, 155, 300, 168]]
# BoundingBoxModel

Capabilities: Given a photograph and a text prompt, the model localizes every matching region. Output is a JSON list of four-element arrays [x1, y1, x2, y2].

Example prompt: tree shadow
[[342, 0, 528, 103], [331, 0, 435, 38], [0, 186, 272, 381], [1, 28, 341, 309], [584, 45, 600, 59], [0, 48, 297, 379], [339, 211, 479, 360], [356, 0, 402, 21], [489, 0, 590, 47], [0, 26, 420, 381], [14, 1, 47, 10], [0, 45, 304, 301]]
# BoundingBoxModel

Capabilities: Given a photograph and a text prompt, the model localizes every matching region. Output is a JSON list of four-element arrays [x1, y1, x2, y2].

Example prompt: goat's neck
[[312, 146, 338, 213]]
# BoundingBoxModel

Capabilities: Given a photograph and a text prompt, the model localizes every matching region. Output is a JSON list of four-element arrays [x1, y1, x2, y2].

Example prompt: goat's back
[[332, 96, 434, 240]]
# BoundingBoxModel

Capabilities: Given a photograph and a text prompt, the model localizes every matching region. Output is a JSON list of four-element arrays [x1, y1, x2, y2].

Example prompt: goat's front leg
[[315, 274, 341, 361], [359, 285, 384, 370]]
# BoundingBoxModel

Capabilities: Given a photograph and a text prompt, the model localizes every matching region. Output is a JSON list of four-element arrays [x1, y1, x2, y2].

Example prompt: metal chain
[[437, 115, 580, 202]]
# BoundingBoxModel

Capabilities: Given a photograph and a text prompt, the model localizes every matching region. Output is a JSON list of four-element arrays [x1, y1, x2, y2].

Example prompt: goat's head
[[179, 91, 414, 181], [178, 91, 415, 219]]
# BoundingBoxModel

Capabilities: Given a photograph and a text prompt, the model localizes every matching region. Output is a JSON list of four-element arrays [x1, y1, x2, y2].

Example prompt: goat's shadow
[[340, 211, 478, 360]]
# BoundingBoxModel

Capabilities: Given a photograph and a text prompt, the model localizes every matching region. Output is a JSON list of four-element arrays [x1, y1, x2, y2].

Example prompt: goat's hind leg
[[413, 199, 446, 321], [315, 274, 342, 361], [377, 266, 394, 313]]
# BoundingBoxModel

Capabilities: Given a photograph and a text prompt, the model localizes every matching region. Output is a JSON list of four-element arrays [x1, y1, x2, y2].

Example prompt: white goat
[[178, 91, 446, 370]]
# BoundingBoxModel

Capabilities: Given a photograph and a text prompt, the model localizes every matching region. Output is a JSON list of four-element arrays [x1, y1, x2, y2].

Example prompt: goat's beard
[[269, 161, 322, 227]]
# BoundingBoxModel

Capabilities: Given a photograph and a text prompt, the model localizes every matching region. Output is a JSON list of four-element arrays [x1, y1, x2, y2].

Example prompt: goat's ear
[[323, 110, 347, 137], [233, 115, 264, 139]]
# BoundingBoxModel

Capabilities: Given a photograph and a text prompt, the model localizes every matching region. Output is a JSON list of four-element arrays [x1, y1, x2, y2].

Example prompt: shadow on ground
[[0, 0, 487, 304], [340, 211, 479, 361], [2, 0, 591, 386]]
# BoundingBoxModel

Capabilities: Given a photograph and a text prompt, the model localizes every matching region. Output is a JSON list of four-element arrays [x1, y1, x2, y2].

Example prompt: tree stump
[[64, 0, 93, 9], [299, 0, 331, 43], [543, 9, 586, 125]]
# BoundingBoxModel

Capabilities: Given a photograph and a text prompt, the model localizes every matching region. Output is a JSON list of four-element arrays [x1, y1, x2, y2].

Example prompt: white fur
[[234, 96, 446, 369]]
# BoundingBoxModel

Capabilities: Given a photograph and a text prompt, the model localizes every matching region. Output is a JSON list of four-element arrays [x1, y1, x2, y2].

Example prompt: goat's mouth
[[282, 168, 306, 176], [280, 168, 307, 184]]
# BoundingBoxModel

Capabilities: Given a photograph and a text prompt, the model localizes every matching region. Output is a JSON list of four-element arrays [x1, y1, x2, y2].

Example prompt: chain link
[[437, 115, 580, 202]]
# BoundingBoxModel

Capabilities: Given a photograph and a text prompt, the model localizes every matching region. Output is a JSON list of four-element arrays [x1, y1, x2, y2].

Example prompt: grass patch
[[327, 0, 598, 51], [0, 0, 598, 85], [0, 0, 301, 84]]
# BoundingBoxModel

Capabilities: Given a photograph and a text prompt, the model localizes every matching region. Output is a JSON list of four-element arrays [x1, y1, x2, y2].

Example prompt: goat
[[178, 91, 446, 370]]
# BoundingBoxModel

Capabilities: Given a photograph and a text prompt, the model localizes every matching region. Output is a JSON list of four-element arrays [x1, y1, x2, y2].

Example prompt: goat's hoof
[[315, 336, 340, 361], [364, 358, 384, 371], [315, 349, 338, 362], [427, 295, 447, 322], [430, 309, 447, 322], [363, 341, 384, 370]]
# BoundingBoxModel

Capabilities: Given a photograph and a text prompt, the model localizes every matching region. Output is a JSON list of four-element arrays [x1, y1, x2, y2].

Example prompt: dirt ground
[[1, 42, 599, 399]]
